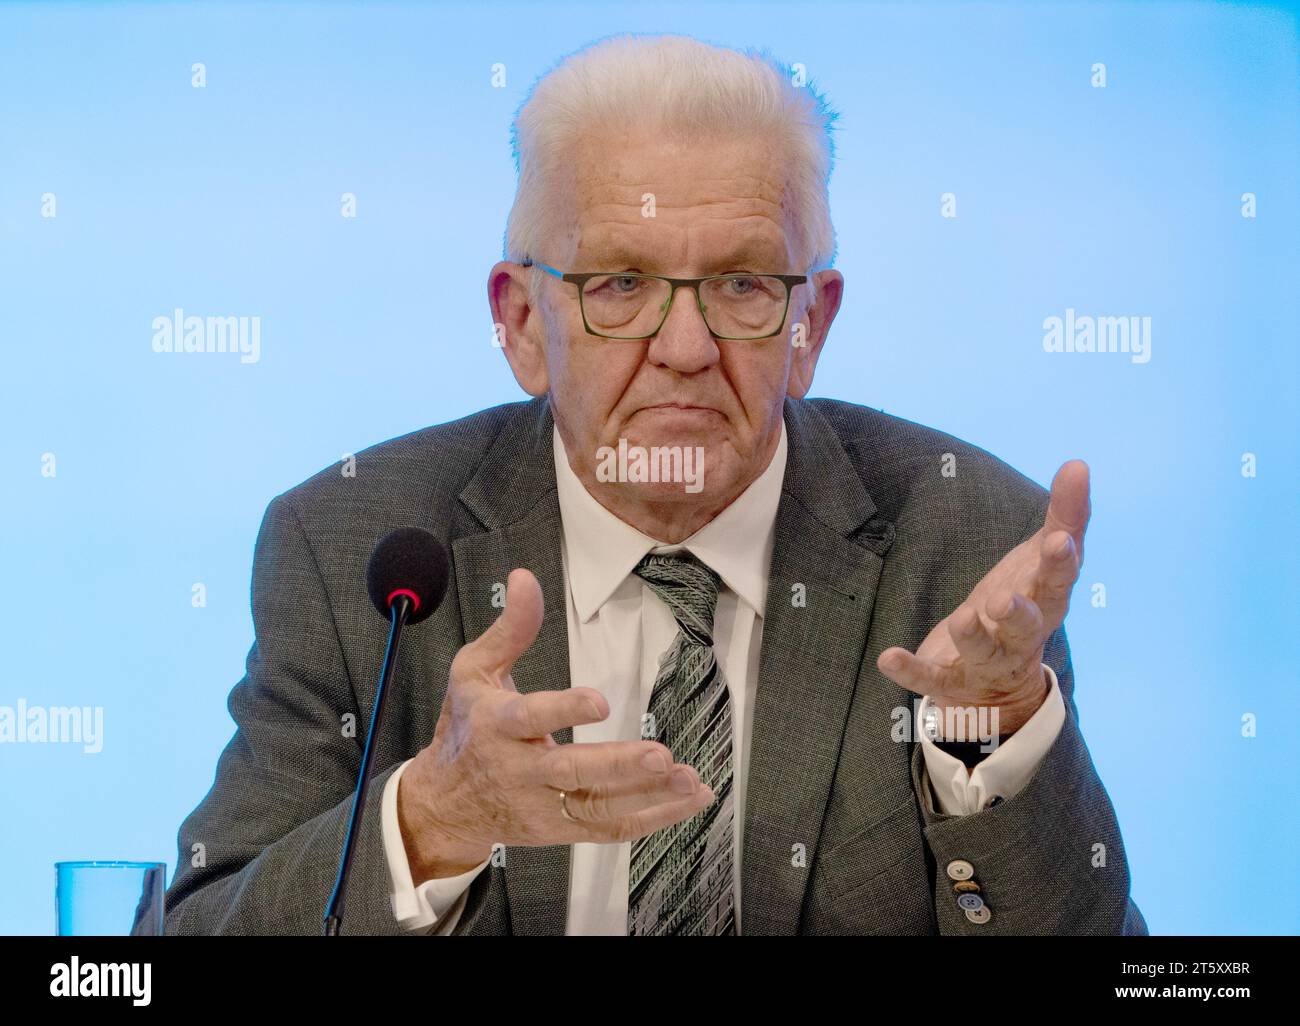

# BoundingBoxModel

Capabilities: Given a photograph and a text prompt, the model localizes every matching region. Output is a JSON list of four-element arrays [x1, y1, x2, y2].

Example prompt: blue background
[[2, 0, 1297, 935]]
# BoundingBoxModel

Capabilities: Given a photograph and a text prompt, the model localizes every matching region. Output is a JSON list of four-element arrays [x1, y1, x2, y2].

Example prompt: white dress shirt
[[379, 421, 1066, 934]]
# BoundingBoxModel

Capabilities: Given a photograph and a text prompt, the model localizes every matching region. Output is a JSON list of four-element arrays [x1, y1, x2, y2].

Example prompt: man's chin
[[589, 434, 722, 500]]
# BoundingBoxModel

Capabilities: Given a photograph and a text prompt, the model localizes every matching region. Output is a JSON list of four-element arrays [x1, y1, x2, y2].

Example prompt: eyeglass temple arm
[[520, 258, 564, 279]]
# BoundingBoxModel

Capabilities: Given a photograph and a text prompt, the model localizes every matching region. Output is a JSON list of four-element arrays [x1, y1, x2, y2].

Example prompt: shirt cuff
[[916, 664, 1066, 816], [381, 757, 491, 931]]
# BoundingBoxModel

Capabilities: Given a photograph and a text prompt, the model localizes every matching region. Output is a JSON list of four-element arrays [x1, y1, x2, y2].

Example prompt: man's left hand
[[876, 460, 1091, 737]]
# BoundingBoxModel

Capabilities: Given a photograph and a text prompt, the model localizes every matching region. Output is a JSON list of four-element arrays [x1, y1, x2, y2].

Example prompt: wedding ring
[[559, 789, 578, 823]]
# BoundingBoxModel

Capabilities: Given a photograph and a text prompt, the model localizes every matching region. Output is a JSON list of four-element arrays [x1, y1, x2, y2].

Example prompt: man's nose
[[645, 285, 720, 374]]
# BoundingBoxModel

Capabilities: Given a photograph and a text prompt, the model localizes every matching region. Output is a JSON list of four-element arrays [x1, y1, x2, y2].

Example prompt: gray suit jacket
[[163, 395, 1147, 935]]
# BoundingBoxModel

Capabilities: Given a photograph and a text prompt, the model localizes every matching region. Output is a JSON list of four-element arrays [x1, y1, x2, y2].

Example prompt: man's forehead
[[574, 220, 791, 273], [570, 128, 786, 198], [560, 131, 795, 271]]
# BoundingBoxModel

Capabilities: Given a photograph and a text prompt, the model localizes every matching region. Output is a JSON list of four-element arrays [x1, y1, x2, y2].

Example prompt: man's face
[[494, 129, 842, 524]]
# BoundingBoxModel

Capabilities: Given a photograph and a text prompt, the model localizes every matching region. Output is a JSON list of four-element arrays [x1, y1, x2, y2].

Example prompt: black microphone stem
[[324, 594, 412, 936]]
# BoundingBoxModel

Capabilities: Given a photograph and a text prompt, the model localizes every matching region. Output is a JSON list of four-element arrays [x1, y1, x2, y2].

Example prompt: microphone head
[[365, 527, 450, 626]]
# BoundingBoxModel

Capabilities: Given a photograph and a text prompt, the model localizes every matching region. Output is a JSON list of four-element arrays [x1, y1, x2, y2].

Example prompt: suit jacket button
[[957, 892, 985, 912], [946, 859, 975, 881], [965, 905, 992, 925], [953, 880, 981, 894]]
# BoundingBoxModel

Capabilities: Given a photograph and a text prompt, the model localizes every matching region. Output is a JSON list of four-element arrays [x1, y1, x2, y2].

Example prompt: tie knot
[[633, 552, 721, 643]]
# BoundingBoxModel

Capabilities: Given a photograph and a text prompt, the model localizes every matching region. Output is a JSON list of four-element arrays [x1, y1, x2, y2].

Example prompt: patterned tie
[[627, 552, 736, 936]]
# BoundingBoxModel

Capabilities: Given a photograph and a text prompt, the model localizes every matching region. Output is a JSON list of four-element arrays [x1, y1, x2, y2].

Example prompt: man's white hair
[[504, 33, 840, 302]]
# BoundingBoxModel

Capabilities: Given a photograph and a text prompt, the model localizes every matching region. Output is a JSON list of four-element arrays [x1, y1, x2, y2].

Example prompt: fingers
[[882, 592, 1044, 696], [946, 603, 998, 664], [534, 739, 690, 790], [877, 646, 956, 697], [559, 764, 710, 824], [1042, 459, 1091, 560], [1034, 530, 1081, 611], [985, 591, 1043, 654], [580, 788, 718, 845], [495, 687, 610, 740], [462, 568, 544, 682], [529, 739, 716, 844]]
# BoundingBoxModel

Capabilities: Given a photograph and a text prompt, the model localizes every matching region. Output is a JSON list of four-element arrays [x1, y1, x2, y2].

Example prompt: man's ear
[[786, 269, 843, 400], [488, 261, 550, 397]]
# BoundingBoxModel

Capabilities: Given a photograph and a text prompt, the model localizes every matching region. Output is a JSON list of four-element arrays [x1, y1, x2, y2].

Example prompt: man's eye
[[612, 275, 641, 292]]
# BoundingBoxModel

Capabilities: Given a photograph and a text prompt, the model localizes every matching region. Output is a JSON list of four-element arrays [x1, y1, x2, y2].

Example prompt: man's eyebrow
[[579, 240, 789, 272]]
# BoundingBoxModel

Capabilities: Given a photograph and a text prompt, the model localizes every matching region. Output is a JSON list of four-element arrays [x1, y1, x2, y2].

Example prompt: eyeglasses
[[521, 259, 807, 341]]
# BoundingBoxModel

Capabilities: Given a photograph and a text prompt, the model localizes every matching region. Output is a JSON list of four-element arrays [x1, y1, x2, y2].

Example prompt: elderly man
[[163, 33, 1145, 936]]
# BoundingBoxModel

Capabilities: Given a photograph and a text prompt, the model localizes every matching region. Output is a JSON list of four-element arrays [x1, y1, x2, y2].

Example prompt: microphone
[[324, 527, 450, 936]]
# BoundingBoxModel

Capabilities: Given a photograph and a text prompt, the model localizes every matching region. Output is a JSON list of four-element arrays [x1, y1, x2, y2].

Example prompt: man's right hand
[[397, 567, 715, 884]]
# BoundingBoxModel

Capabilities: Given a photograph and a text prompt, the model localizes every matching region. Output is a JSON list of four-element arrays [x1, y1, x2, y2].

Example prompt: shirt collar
[[553, 421, 787, 623]]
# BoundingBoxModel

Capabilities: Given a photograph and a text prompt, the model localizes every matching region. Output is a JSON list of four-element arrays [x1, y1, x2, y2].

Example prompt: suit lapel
[[741, 399, 897, 935], [455, 396, 573, 936]]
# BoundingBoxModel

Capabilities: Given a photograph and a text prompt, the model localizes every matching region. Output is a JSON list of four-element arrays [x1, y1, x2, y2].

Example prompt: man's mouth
[[641, 403, 720, 414]]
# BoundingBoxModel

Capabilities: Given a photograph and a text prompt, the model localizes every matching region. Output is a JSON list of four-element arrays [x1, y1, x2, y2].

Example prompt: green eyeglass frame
[[521, 258, 807, 341]]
